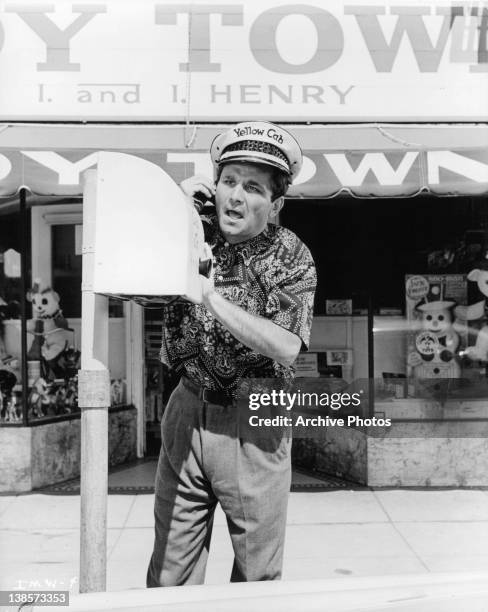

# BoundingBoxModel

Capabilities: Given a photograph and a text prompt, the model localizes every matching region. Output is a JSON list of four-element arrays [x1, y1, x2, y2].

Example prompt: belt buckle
[[202, 387, 231, 406], [201, 388, 212, 404]]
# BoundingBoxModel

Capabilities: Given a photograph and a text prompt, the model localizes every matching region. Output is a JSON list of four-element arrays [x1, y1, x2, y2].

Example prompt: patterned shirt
[[160, 214, 316, 391]]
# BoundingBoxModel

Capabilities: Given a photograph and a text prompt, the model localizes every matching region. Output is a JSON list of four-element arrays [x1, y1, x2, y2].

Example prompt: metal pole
[[79, 169, 110, 593], [367, 293, 375, 419], [19, 188, 29, 426]]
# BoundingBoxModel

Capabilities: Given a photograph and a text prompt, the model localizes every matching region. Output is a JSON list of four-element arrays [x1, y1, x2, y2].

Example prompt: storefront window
[[282, 195, 488, 406], [24, 217, 128, 423], [367, 196, 488, 405], [21, 220, 80, 422], [1, 202, 130, 426], [0, 203, 24, 424]]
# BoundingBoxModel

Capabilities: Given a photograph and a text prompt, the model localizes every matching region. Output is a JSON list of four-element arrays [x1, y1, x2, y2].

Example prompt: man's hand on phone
[[180, 175, 216, 203]]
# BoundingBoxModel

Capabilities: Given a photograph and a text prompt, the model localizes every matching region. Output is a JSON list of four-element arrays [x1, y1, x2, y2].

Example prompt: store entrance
[[143, 308, 179, 456]]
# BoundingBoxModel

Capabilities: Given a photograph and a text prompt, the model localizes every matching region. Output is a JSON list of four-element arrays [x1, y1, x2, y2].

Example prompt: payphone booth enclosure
[[92, 152, 203, 304]]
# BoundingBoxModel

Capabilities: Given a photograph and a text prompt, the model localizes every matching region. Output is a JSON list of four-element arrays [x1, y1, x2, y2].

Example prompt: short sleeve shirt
[[160, 214, 316, 391]]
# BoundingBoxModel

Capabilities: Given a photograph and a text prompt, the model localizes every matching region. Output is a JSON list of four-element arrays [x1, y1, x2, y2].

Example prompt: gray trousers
[[146, 379, 291, 587]]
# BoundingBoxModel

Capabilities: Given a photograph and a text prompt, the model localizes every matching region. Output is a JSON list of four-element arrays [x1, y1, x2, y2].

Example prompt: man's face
[[215, 163, 283, 244]]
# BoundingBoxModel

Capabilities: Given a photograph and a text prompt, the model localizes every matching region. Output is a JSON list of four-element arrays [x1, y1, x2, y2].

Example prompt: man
[[147, 121, 316, 587]]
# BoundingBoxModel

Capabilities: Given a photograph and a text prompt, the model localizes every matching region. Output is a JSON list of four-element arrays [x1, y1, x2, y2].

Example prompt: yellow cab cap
[[210, 121, 303, 182]]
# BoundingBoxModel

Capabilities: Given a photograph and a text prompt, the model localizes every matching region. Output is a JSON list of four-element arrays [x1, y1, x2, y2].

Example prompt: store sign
[[1, 148, 487, 197], [0, 0, 487, 121], [295, 353, 319, 378]]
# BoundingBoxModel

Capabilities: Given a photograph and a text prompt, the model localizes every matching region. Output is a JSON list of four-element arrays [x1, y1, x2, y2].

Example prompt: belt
[[182, 376, 235, 406]]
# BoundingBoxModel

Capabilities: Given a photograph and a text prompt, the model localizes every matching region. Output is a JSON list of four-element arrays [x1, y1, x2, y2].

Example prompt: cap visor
[[218, 151, 291, 175]]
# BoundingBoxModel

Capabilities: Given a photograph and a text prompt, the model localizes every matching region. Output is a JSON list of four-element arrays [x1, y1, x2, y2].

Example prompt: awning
[[1, 123, 487, 199]]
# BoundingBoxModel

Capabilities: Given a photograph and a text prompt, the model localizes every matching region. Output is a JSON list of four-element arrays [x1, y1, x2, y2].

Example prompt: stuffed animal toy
[[3, 392, 20, 422], [55, 385, 69, 414], [28, 377, 62, 418], [28, 377, 50, 418], [64, 377, 79, 410], [0, 368, 17, 398], [455, 256, 488, 361], [57, 346, 81, 380], [0, 358, 18, 421], [26, 280, 71, 376], [408, 299, 461, 379], [110, 379, 126, 405]]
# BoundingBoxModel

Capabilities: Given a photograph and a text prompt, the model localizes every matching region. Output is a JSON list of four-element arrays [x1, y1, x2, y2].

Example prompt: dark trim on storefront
[[19, 188, 28, 426], [367, 294, 375, 418]]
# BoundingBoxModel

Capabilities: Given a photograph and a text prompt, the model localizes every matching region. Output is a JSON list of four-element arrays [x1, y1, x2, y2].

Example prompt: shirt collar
[[209, 214, 272, 254]]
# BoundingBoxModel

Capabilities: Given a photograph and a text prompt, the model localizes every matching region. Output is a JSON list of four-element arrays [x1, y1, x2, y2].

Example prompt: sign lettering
[[0, 1, 486, 120], [0, 149, 486, 196], [6, 3, 107, 71]]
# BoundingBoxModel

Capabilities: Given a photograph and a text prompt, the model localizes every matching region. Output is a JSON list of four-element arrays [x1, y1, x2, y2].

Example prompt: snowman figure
[[26, 280, 71, 379], [408, 284, 461, 379]]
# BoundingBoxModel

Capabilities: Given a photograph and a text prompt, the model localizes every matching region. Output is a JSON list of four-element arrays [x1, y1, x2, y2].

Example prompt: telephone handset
[[191, 192, 215, 278], [193, 191, 215, 212]]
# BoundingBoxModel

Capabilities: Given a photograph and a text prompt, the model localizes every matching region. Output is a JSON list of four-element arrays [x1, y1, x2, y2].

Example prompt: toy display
[[0, 297, 21, 422], [26, 281, 72, 375], [406, 275, 467, 388], [0, 366, 20, 422], [408, 301, 461, 379], [110, 378, 126, 405], [24, 280, 82, 420], [56, 346, 81, 380], [28, 377, 52, 418], [27, 376, 79, 419], [1, 277, 124, 421]]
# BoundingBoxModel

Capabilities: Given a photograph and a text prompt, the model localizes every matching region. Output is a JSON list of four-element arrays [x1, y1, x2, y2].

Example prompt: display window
[[282, 194, 488, 406], [0, 198, 129, 426]]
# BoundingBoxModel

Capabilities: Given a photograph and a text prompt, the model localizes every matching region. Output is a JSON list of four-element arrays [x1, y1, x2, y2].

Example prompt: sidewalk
[[1, 488, 488, 596]]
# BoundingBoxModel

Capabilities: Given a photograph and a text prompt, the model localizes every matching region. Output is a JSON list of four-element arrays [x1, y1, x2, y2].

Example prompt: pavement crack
[[107, 495, 138, 561], [371, 491, 431, 572]]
